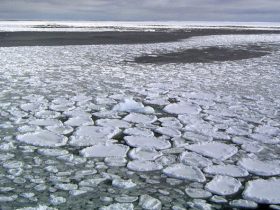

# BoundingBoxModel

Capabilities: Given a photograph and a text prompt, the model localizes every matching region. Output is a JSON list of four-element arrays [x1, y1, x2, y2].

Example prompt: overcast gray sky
[[0, 0, 280, 22]]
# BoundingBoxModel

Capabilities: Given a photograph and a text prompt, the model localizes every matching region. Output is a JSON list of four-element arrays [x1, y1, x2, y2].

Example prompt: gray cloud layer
[[0, 0, 279, 22]]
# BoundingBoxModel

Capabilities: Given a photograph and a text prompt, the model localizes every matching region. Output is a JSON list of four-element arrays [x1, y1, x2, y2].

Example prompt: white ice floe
[[129, 148, 163, 161], [49, 195, 66, 205], [123, 113, 157, 124], [113, 98, 154, 113], [64, 116, 94, 127], [71, 94, 92, 102], [182, 131, 213, 143], [96, 119, 131, 128], [124, 136, 171, 150], [186, 142, 238, 161], [163, 163, 206, 182], [158, 117, 183, 129], [238, 158, 280, 176], [123, 127, 154, 136], [104, 157, 127, 167], [250, 133, 280, 144], [139, 194, 162, 210], [35, 110, 61, 119], [55, 183, 78, 191], [229, 199, 258, 209], [29, 119, 63, 127], [37, 148, 69, 157], [100, 203, 134, 210], [80, 144, 129, 158], [46, 125, 74, 135], [155, 127, 181, 138], [127, 160, 163, 172], [17, 130, 68, 147], [69, 126, 120, 146], [241, 143, 263, 153], [185, 188, 212, 199], [79, 178, 107, 187], [164, 102, 201, 115], [204, 164, 249, 177], [205, 175, 242, 196], [243, 179, 280, 204], [115, 196, 138, 203], [180, 151, 213, 168], [112, 179, 136, 189]]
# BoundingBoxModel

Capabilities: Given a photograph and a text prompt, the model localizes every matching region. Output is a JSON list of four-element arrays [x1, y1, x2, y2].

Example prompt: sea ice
[[129, 148, 163, 161], [123, 113, 157, 124], [127, 160, 163, 171], [69, 126, 120, 146], [204, 164, 249, 177], [80, 144, 129, 158], [123, 127, 154, 136], [124, 136, 171, 150], [113, 98, 154, 113], [205, 175, 242, 196], [100, 203, 134, 210], [64, 116, 94, 126], [163, 102, 201, 115], [139, 194, 162, 210], [29, 119, 62, 127], [112, 179, 136, 189], [186, 142, 238, 161], [180, 151, 213, 168], [163, 163, 206, 182], [155, 127, 181, 138], [229, 199, 258, 209], [96, 119, 131, 128], [17, 130, 68, 147], [185, 188, 212, 199], [243, 179, 280, 204], [238, 158, 280, 176]]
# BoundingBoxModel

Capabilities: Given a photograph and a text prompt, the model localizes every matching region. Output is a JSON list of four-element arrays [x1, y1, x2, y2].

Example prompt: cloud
[[0, 0, 279, 21]]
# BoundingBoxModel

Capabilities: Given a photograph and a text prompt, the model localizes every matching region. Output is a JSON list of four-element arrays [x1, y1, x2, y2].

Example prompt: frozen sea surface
[[0, 31, 280, 209]]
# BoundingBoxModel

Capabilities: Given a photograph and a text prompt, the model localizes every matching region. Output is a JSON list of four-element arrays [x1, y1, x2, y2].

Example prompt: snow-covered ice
[[243, 179, 280, 204], [205, 175, 242, 196], [186, 142, 238, 161]]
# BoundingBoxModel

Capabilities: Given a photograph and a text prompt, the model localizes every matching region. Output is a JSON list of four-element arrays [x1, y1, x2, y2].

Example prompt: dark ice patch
[[134, 45, 271, 64]]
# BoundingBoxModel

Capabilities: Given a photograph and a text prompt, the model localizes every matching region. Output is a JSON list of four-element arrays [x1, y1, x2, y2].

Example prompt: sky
[[0, 0, 280, 22]]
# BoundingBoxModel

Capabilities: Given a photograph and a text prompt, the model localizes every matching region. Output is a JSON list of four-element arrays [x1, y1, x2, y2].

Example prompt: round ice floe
[[185, 188, 212, 199], [158, 117, 183, 129], [163, 163, 206, 182], [155, 127, 181, 138], [129, 148, 163, 161], [243, 179, 280, 204], [183, 131, 213, 143], [123, 127, 154, 137], [29, 119, 62, 127], [80, 144, 129, 158], [17, 130, 67, 147], [64, 116, 94, 127], [35, 110, 61, 119], [37, 148, 69, 157], [238, 158, 280, 176], [205, 175, 242, 196], [113, 98, 154, 113], [204, 164, 249, 177], [46, 125, 74, 135], [71, 94, 92, 102], [180, 151, 212, 168], [123, 113, 157, 124], [100, 203, 134, 210], [127, 160, 163, 172], [250, 133, 280, 144], [112, 179, 136, 189], [164, 102, 201, 115], [69, 126, 121, 146], [96, 119, 131, 128], [229, 199, 258, 209], [139, 194, 162, 210], [186, 142, 238, 161], [124, 136, 171, 150]]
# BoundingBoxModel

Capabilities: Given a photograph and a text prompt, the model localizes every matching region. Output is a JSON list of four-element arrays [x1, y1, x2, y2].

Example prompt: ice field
[[0, 25, 280, 209]]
